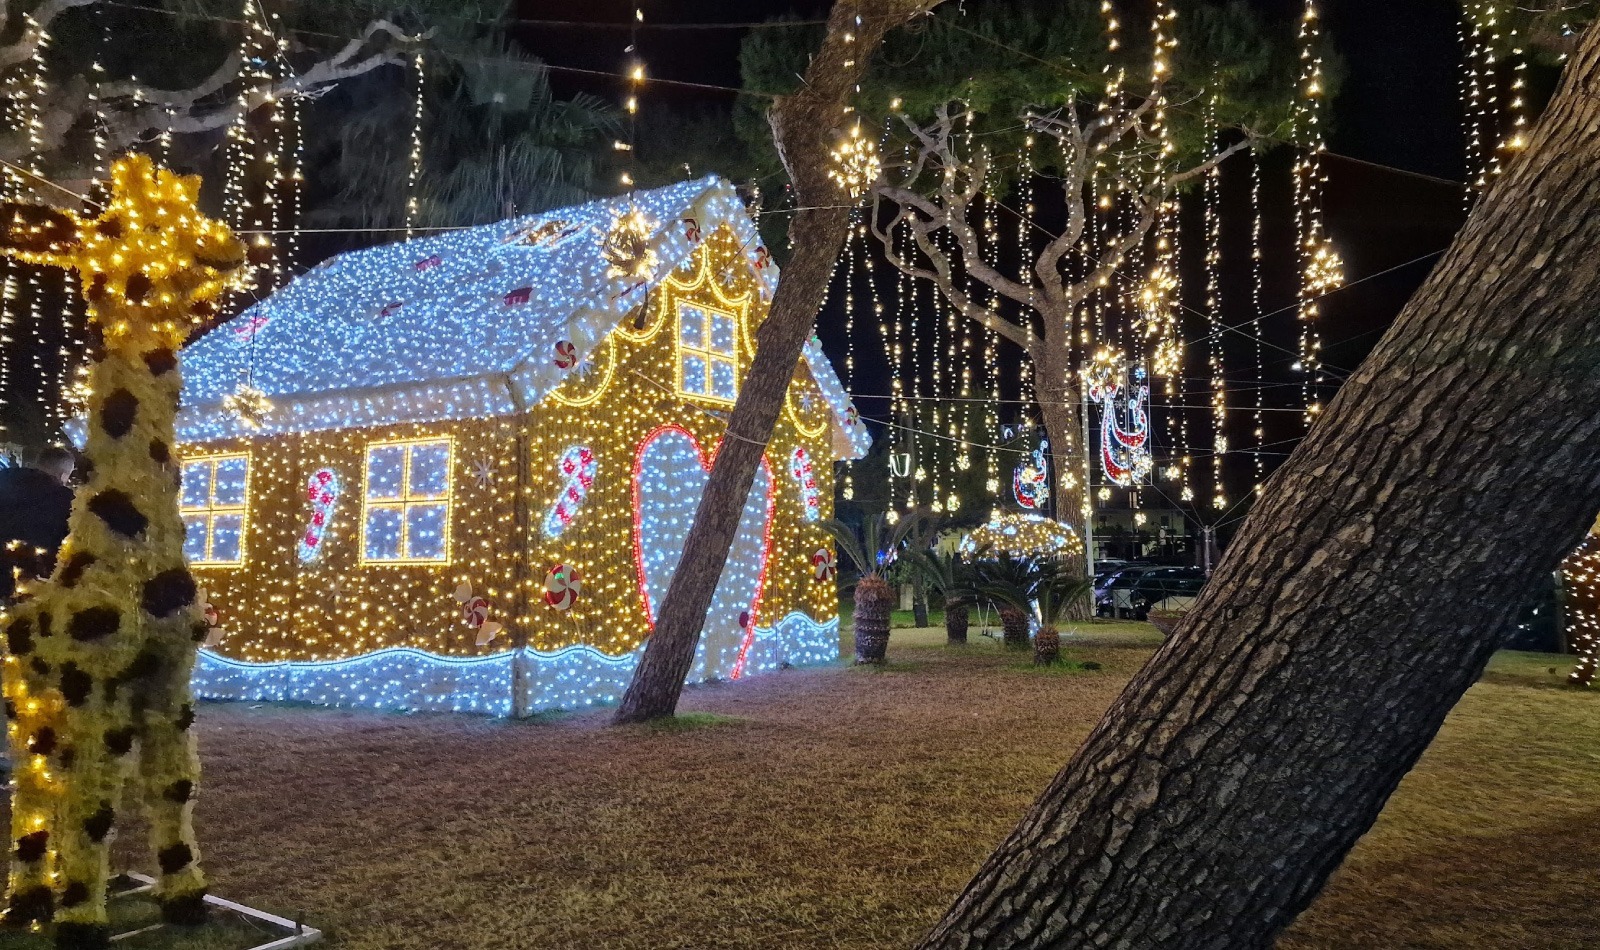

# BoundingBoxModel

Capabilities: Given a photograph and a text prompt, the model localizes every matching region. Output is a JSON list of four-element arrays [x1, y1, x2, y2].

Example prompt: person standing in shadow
[[0, 445, 76, 605]]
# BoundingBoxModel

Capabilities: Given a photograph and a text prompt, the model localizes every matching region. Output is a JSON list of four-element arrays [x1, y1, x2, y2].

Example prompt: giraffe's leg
[[50, 692, 136, 950], [135, 693, 206, 924], [3, 603, 59, 926]]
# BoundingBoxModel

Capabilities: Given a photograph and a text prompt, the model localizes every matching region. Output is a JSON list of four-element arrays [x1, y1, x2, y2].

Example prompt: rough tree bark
[[919, 22, 1600, 950], [612, 0, 942, 724]]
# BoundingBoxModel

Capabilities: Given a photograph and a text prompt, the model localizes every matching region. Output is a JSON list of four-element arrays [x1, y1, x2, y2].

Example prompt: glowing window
[[362, 438, 453, 564], [677, 301, 739, 403], [180, 453, 250, 566]]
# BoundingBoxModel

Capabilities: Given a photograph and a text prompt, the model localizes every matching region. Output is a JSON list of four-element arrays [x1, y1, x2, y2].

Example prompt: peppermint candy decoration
[[462, 596, 489, 628], [504, 286, 532, 306], [414, 254, 442, 272], [812, 548, 837, 582], [297, 468, 342, 563], [553, 340, 578, 369], [845, 406, 860, 426], [682, 216, 702, 242], [544, 564, 582, 611]]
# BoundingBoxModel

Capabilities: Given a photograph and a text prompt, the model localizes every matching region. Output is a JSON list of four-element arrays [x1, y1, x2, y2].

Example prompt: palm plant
[[823, 511, 926, 665], [905, 547, 979, 646], [974, 554, 1042, 650], [982, 558, 1094, 665]]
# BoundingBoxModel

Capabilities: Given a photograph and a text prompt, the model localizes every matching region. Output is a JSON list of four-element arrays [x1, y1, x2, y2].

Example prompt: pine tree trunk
[[945, 600, 969, 646], [613, 0, 941, 724], [853, 574, 894, 665], [919, 24, 1600, 949], [1036, 345, 1092, 621]]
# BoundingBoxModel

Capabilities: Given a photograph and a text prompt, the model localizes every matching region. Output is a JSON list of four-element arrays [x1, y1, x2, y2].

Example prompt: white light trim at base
[[192, 612, 839, 716]]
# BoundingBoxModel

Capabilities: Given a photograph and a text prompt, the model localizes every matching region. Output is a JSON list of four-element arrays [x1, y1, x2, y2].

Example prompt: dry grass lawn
[[2, 624, 1595, 949]]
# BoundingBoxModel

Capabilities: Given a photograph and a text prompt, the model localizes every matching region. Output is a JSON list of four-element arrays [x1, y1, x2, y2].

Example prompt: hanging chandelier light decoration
[[829, 122, 882, 199]]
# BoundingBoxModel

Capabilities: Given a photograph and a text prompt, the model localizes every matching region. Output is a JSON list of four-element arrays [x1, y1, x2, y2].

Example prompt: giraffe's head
[[0, 153, 259, 355]]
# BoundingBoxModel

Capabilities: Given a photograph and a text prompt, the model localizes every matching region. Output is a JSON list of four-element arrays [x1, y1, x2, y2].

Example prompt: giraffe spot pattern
[[122, 650, 163, 681], [82, 804, 115, 843], [28, 658, 49, 677], [7, 883, 54, 922], [124, 272, 152, 303], [87, 489, 147, 538], [37, 611, 51, 637], [141, 568, 196, 618], [177, 704, 196, 730], [104, 727, 135, 756], [164, 780, 193, 804], [149, 439, 171, 465], [143, 348, 177, 376], [68, 606, 121, 642], [60, 881, 89, 908], [28, 727, 56, 756], [157, 842, 193, 875], [6, 617, 33, 656], [59, 663, 92, 706], [58, 551, 96, 587], [14, 831, 48, 863], [100, 389, 138, 438]]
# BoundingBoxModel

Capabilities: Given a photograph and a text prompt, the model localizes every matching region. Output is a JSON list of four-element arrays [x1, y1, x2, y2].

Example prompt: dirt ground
[[12, 626, 1597, 949]]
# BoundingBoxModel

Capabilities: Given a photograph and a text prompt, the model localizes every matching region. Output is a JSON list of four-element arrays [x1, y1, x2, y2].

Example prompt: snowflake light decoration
[[221, 382, 274, 429]]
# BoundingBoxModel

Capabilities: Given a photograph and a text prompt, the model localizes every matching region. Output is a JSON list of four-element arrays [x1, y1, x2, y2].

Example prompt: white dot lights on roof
[[179, 178, 780, 439]]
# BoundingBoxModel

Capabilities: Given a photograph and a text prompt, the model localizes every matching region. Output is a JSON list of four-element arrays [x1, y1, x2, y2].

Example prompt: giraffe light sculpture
[[0, 154, 254, 950]]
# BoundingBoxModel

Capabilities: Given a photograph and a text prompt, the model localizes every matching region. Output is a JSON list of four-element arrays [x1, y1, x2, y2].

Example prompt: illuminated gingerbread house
[[174, 177, 869, 715]]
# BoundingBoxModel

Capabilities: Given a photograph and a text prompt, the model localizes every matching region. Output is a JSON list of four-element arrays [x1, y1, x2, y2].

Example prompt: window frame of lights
[[179, 452, 252, 567], [359, 435, 455, 566]]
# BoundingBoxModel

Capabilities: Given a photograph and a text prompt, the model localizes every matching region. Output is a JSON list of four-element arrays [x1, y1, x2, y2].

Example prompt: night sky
[[517, 0, 1479, 537], [1, 1, 1488, 544]]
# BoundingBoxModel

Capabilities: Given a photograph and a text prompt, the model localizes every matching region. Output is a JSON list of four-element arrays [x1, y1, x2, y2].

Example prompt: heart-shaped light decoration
[[633, 425, 773, 680]]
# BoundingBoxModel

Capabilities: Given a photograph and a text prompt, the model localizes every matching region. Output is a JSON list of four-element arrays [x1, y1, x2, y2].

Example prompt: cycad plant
[[823, 512, 926, 665], [905, 547, 978, 646], [975, 554, 1042, 650], [983, 558, 1095, 665]]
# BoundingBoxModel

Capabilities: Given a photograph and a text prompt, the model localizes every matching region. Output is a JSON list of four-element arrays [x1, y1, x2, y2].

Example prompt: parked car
[[1094, 566, 1155, 617], [1126, 567, 1206, 619]]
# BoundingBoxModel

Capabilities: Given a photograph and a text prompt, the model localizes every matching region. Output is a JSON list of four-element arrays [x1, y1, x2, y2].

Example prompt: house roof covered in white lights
[[177, 176, 868, 459]]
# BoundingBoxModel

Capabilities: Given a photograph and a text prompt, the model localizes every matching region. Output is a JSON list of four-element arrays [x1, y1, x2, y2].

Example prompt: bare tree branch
[[105, 20, 418, 145], [0, 0, 98, 71]]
